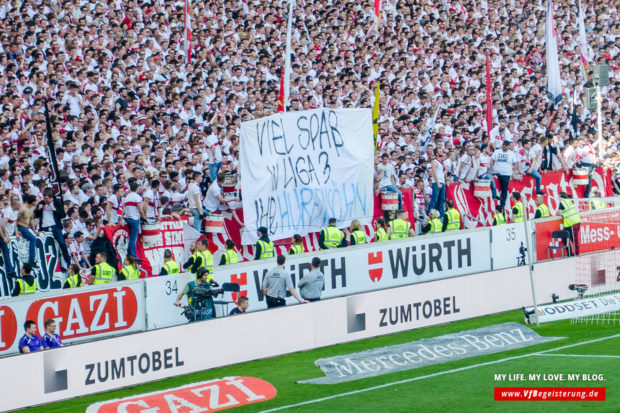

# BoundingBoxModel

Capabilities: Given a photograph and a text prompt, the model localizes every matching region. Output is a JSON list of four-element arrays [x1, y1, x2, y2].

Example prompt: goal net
[[570, 206, 620, 325]]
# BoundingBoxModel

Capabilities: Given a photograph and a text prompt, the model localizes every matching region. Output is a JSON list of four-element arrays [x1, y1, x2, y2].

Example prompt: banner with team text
[[239, 108, 374, 244]]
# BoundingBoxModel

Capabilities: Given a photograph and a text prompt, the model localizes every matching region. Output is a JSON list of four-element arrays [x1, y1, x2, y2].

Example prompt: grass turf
[[27, 311, 620, 413]]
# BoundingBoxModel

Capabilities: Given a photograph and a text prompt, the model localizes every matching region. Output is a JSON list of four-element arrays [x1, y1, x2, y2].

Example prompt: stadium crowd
[[0, 0, 618, 280]]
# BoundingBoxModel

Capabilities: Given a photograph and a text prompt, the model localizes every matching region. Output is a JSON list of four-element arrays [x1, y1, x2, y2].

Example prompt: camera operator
[[174, 267, 221, 322]]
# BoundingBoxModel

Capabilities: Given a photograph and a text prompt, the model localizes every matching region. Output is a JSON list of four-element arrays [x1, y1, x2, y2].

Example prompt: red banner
[[534, 209, 620, 261], [447, 168, 613, 228]]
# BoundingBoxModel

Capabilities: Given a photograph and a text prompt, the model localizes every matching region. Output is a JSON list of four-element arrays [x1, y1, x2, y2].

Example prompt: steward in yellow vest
[[160, 249, 180, 275], [288, 234, 305, 254], [493, 205, 507, 226], [442, 200, 460, 231], [12, 263, 38, 296], [255, 226, 275, 259], [319, 218, 346, 249], [90, 252, 117, 284], [349, 220, 366, 245], [511, 192, 524, 223], [374, 218, 389, 242], [63, 265, 82, 289], [534, 195, 549, 219], [220, 239, 240, 265], [389, 210, 414, 238]]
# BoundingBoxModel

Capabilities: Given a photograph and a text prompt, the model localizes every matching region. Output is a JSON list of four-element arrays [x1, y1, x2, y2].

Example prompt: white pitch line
[[260, 332, 620, 413], [534, 353, 620, 359]]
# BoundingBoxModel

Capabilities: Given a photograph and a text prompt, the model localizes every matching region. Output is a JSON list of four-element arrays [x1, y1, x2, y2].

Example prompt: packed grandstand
[[0, 0, 618, 284]]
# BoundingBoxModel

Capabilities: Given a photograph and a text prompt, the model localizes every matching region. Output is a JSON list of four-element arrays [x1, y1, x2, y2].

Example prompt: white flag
[[577, 0, 591, 81], [283, 0, 295, 110], [184, 0, 191, 64], [545, 0, 562, 103]]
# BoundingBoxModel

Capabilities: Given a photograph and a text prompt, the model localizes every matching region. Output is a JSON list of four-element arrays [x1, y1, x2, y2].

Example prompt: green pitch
[[29, 311, 620, 412]]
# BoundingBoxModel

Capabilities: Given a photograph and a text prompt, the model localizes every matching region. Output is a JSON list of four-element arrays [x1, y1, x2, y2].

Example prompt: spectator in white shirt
[[376, 153, 402, 209], [490, 141, 518, 210]]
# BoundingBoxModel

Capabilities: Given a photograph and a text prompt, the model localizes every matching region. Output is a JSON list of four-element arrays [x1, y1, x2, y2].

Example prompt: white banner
[[0, 282, 145, 356], [214, 230, 492, 310], [239, 108, 374, 244]]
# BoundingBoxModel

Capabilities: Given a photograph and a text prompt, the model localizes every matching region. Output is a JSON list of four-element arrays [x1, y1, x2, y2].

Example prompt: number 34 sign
[[144, 274, 195, 329]]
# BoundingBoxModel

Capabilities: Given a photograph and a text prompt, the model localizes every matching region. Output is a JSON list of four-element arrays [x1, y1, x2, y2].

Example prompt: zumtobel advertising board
[[0, 258, 576, 411]]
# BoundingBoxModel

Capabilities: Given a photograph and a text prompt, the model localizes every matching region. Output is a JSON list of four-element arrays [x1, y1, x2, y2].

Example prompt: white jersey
[[2, 207, 17, 236], [123, 192, 142, 220], [204, 181, 223, 212], [108, 194, 120, 224], [143, 188, 160, 219]]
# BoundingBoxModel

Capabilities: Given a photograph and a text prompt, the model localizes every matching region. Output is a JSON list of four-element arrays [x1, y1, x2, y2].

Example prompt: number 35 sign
[[490, 223, 529, 270]]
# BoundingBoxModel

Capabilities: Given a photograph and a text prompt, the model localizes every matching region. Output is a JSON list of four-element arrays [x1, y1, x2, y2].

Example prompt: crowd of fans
[[0, 0, 617, 278]]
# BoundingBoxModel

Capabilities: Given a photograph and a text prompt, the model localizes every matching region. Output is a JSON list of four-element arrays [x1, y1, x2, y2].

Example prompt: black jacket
[[35, 199, 66, 229]]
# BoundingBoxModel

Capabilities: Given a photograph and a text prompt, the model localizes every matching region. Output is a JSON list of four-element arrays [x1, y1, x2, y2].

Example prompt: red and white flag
[[577, 0, 591, 82], [184, 0, 191, 64], [374, 0, 382, 24]]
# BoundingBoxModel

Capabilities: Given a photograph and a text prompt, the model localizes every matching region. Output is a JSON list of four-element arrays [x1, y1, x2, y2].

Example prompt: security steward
[[219, 239, 239, 265], [511, 192, 524, 223], [349, 219, 366, 245], [288, 234, 305, 254], [192, 238, 214, 280], [182, 241, 200, 273], [11, 262, 38, 296], [558, 191, 581, 256], [319, 218, 347, 249], [442, 199, 461, 232], [493, 205, 507, 226], [262, 255, 307, 308], [589, 188, 606, 210], [374, 218, 389, 241], [389, 210, 415, 238], [421, 209, 442, 234], [90, 251, 117, 284], [119, 255, 140, 280], [534, 194, 550, 219], [255, 226, 275, 259], [63, 264, 82, 289], [160, 249, 180, 275]]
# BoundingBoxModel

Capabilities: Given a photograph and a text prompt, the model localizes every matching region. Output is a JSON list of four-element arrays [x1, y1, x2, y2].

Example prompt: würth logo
[[367, 252, 383, 282]]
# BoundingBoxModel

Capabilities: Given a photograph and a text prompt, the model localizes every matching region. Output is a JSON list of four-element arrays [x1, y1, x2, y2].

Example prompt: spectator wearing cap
[[319, 218, 347, 249], [255, 226, 275, 260]]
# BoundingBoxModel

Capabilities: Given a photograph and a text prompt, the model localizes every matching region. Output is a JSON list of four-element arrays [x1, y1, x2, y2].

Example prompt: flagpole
[[283, 0, 295, 111], [44, 98, 65, 215]]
